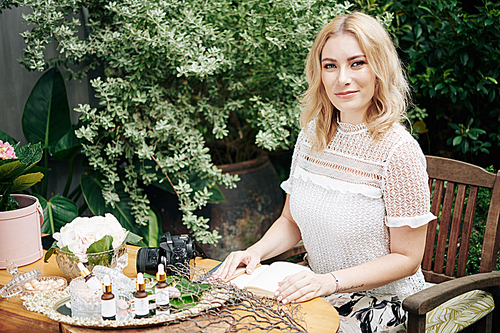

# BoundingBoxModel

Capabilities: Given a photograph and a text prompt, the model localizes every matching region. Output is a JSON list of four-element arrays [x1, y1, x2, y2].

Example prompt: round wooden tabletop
[[0, 246, 339, 333]]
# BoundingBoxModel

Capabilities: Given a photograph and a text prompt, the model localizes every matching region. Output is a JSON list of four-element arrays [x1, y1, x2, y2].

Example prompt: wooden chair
[[403, 156, 500, 333], [268, 155, 500, 332]]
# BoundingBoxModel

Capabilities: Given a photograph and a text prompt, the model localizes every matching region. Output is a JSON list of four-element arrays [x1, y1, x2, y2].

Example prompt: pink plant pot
[[0, 194, 44, 269]]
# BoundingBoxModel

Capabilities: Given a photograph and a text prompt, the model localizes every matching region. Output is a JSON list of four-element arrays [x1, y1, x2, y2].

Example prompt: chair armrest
[[403, 271, 500, 315]]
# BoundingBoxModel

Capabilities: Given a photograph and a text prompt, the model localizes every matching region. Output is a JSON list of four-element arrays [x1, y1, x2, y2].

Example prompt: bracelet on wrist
[[329, 272, 339, 293]]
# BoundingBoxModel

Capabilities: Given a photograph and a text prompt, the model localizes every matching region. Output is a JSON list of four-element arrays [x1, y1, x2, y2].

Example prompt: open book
[[229, 261, 311, 298]]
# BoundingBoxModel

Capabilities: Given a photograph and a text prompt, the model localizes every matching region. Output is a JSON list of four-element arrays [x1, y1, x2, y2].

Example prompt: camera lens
[[136, 247, 160, 275]]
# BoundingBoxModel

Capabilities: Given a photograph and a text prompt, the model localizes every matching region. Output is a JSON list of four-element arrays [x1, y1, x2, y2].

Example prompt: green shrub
[[14, 0, 355, 243], [354, 0, 500, 168]]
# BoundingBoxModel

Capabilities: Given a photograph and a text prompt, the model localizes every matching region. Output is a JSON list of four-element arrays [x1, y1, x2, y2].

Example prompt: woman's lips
[[335, 90, 358, 99]]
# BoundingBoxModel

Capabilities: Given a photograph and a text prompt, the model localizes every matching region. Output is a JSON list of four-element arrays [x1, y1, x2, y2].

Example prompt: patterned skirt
[[324, 292, 407, 333]]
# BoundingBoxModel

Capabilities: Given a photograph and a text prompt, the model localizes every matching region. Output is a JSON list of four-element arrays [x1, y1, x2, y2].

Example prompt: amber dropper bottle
[[77, 262, 101, 290], [134, 272, 149, 319], [101, 275, 116, 320], [155, 264, 170, 316]]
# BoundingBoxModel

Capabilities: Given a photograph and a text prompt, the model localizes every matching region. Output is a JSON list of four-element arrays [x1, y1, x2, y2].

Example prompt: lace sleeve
[[384, 140, 436, 228], [280, 130, 305, 194]]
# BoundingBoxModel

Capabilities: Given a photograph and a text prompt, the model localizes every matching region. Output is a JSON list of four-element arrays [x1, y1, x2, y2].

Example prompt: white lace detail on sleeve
[[384, 140, 435, 228]]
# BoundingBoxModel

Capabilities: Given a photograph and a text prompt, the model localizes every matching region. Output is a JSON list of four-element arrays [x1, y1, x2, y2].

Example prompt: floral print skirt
[[324, 292, 407, 333]]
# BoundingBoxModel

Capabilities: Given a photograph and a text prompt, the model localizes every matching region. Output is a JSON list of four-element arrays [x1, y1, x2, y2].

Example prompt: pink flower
[[0, 141, 16, 160]]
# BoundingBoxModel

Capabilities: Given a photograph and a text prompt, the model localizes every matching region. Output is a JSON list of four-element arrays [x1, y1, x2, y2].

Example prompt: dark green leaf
[[22, 67, 72, 148], [43, 241, 59, 262], [460, 52, 469, 66], [51, 127, 82, 161], [81, 172, 147, 246], [37, 194, 78, 234], [0, 131, 16, 145], [146, 208, 159, 247], [452, 136, 462, 146]]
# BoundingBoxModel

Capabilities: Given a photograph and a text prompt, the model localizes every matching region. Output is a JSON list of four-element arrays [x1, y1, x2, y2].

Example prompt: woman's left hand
[[275, 270, 335, 304]]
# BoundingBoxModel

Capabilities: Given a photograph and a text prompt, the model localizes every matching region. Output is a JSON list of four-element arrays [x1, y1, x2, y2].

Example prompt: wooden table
[[0, 246, 339, 333]]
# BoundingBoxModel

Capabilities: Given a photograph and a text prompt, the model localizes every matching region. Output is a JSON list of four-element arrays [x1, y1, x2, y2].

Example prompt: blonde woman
[[215, 12, 435, 332]]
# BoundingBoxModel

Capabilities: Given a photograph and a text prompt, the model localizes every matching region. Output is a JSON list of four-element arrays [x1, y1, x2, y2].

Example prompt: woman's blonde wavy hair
[[301, 12, 411, 153]]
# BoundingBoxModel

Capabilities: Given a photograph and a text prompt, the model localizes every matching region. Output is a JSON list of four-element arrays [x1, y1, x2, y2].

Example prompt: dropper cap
[[136, 272, 146, 291], [156, 264, 166, 282], [102, 275, 112, 293], [77, 262, 91, 278]]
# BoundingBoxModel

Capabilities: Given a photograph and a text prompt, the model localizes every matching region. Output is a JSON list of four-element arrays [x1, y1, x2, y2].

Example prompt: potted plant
[[0, 138, 44, 268], [13, 0, 352, 256]]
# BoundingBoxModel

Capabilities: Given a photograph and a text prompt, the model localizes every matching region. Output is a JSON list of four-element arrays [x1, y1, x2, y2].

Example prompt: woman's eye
[[324, 63, 336, 69], [352, 61, 366, 67]]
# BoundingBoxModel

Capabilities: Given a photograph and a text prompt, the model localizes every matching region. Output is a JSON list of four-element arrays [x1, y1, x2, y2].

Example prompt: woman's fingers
[[275, 271, 330, 304], [213, 250, 260, 279]]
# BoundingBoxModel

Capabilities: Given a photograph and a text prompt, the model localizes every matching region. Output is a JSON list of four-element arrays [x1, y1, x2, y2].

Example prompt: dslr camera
[[136, 232, 197, 276]]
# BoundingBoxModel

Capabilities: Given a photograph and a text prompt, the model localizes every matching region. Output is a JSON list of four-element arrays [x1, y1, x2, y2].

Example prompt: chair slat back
[[422, 156, 500, 284]]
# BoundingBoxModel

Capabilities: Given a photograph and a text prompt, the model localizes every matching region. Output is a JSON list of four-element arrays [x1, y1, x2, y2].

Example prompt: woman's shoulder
[[379, 123, 419, 148], [381, 123, 426, 166]]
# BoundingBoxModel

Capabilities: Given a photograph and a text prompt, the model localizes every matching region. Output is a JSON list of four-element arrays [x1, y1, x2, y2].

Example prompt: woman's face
[[321, 33, 376, 124]]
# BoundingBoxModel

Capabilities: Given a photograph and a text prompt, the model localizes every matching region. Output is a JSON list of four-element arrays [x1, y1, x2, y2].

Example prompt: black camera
[[136, 232, 197, 277]]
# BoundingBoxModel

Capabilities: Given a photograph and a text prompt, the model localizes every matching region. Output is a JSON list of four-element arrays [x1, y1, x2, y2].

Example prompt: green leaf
[[147, 208, 160, 247], [0, 131, 16, 145], [61, 245, 72, 253], [81, 172, 147, 246], [51, 127, 82, 161], [37, 194, 78, 234], [462, 140, 469, 154], [12, 172, 44, 192], [86, 235, 114, 254], [453, 136, 462, 146], [22, 67, 72, 148], [0, 160, 24, 181], [44, 241, 59, 263], [460, 52, 469, 66], [486, 77, 498, 85], [15, 142, 43, 168], [435, 83, 445, 90], [124, 231, 143, 245]]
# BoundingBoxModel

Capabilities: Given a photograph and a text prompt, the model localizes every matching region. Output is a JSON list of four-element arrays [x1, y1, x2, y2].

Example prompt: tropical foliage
[[12, 0, 355, 244]]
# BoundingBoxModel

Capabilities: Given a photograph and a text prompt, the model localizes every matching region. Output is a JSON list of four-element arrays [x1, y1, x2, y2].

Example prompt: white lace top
[[281, 121, 436, 298]]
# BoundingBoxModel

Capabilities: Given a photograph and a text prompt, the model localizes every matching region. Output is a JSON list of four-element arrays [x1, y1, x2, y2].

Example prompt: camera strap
[[194, 241, 209, 259]]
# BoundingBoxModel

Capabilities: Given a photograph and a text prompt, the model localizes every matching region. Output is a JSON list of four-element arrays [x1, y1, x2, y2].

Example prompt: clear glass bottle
[[101, 275, 116, 320], [155, 264, 170, 316]]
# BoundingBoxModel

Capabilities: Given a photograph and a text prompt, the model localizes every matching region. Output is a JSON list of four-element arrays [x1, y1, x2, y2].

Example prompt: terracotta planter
[[0, 194, 44, 269], [147, 155, 285, 261]]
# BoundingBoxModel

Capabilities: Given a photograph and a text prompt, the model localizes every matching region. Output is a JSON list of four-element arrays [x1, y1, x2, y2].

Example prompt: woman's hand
[[275, 270, 336, 304], [212, 249, 261, 280]]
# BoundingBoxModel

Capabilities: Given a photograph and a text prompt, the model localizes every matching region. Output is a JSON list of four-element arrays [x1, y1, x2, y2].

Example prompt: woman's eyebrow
[[321, 54, 366, 63]]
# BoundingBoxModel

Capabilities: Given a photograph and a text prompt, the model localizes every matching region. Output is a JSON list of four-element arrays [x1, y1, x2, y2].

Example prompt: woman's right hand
[[212, 249, 261, 280]]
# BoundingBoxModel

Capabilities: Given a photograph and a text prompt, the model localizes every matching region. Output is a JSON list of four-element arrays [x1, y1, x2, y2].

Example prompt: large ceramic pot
[[147, 155, 285, 261], [0, 194, 44, 269]]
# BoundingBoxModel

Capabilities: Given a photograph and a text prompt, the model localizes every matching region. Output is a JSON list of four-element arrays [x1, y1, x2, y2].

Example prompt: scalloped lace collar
[[337, 120, 368, 133]]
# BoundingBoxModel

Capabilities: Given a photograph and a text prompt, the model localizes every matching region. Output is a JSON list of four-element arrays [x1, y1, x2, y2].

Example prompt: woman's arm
[[213, 194, 302, 279], [275, 223, 428, 303]]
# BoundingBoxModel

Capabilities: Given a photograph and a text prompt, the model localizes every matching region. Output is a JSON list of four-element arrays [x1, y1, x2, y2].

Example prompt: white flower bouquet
[[44, 214, 142, 278]]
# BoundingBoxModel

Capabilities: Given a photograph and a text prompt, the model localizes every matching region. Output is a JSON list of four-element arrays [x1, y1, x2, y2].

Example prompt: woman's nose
[[337, 67, 351, 85]]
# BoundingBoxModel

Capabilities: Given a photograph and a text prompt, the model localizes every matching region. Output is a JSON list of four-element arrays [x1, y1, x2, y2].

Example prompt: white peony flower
[[53, 213, 128, 254]]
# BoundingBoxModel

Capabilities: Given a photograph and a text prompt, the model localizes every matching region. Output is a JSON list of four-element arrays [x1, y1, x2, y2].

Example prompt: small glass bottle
[[134, 272, 149, 319], [101, 275, 116, 320], [77, 262, 101, 290], [155, 264, 170, 316]]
